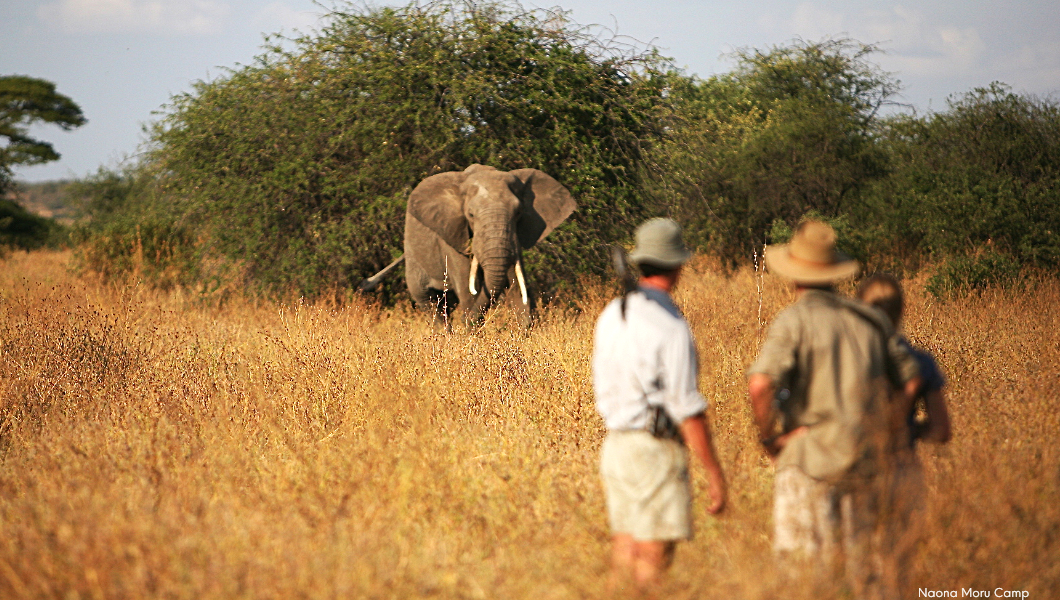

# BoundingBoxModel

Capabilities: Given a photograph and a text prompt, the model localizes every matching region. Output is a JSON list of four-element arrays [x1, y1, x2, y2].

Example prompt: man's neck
[[795, 284, 835, 298], [640, 276, 674, 294]]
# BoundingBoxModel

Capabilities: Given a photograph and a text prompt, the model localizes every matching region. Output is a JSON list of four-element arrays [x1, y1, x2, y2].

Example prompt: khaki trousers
[[773, 465, 884, 600]]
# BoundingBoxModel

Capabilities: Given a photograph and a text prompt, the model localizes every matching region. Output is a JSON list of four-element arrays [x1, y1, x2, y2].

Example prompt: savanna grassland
[[0, 250, 1057, 599]]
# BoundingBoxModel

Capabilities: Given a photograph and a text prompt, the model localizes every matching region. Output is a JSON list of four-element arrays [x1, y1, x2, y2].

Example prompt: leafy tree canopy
[[652, 39, 899, 261], [855, 83, 1060, 269], [0, 76, 86, 193], [146, 0, 672, 298]]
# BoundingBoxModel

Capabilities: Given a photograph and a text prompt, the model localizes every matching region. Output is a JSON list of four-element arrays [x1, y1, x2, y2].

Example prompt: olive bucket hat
[[764, 220, 860, 284], [628, 218, 692, 269]]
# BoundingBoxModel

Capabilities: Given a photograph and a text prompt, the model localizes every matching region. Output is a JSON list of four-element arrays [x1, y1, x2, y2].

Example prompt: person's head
[[857, 272, 904, 326], [629, 218, 690, 288], [638, 260, 681, 284], [764, 220, 859, 287]]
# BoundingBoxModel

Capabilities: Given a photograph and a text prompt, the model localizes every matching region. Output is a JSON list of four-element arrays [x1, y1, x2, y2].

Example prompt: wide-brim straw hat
[[629, 218, 692, 269], [764, 220, 860, 284]]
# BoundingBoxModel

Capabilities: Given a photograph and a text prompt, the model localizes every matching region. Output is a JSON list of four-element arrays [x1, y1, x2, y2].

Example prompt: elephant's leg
[[433, 245, 489, 329], [464, 290, 492, 326], [406, 255, 450, 328], [405, 217, 462, 328], [427, 288, 459, 331], [404, 255, 433, 307]]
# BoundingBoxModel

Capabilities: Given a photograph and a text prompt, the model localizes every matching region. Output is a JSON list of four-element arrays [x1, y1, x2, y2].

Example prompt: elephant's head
[[408, 164, 576, 301]]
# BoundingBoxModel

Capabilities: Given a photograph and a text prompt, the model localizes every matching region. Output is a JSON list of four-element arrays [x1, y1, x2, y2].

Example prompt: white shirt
[[593, 287, 708, 431]]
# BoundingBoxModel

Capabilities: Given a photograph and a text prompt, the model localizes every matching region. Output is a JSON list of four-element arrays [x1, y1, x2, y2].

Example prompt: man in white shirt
[[594, 218, 727, 592]]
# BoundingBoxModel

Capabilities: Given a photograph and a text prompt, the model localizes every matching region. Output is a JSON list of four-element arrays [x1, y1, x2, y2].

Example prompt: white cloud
[[38, 0, 232, 35], [871, 19, 984, 79], [988, 39, 1060, 97], [860, 5, 926, 50], [252, 2, 321, 36], [790, 2, 846, 41], [779, 3, 986, 79]]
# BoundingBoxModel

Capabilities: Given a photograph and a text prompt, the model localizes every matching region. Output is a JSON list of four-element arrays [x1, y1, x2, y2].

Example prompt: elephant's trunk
[[482, 256, 510, 296], [476, 208, 515, 295]]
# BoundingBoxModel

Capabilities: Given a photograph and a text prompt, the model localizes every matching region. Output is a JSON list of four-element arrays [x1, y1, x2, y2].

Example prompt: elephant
[[402, 164, 576, 327]]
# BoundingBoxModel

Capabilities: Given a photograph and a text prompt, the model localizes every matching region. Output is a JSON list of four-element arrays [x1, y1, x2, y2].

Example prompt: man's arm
[[660, 324, 725, 514], [883, 375, 922, 451], [748, 373, 776, 443], [921, 389, 952, 443], [748, 373, 807, 458], [679, 414, 726, 514], [885, 333, 923, 439], [747, 308, 804, 457]]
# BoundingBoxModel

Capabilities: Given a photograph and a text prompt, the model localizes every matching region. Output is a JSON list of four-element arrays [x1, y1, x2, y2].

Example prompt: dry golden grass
[[0, 250, 1057, 599]]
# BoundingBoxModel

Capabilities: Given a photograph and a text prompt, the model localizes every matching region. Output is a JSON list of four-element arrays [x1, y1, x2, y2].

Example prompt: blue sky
[[3, 0, 1060, 182]]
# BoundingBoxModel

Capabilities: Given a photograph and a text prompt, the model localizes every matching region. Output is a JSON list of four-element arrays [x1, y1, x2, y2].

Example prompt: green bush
[[73, 24, 1060, 298], [71, 167, 200, 290], [854, 84, 1060, 271], [650, 39, 897, 263], [75, 219, 197, 289], [142, 0, 671, 299], [926, 251, 1023, 298], [0, 198, 64, 251]]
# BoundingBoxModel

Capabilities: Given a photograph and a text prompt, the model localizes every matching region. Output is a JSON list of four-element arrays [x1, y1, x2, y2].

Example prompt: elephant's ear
[[511, 169, 577, 248], [407, 171, 470, 251]]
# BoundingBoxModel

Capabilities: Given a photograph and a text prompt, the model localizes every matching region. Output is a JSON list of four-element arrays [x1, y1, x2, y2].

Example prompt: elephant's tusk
[[515, 258, 529, 305], [469, 255, 479, 295]]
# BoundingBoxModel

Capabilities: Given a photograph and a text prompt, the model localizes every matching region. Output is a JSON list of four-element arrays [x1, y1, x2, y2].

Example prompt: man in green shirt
[[747, 221, 921, 599]]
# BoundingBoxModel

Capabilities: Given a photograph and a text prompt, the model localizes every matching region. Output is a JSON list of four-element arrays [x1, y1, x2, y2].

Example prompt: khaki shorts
[[600, 430, 691, 541]]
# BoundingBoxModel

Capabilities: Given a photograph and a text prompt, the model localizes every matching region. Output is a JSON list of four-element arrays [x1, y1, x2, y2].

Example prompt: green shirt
[[749, 289, 920, 481]]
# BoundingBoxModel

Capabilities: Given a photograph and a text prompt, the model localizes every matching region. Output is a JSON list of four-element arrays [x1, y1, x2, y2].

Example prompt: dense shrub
[[650, 39, 898, 262], [144, 0, 671, 298], [925, 251, 1023, 298], [71, 168, 199, 290], [0, 197, 63, 251], [855, 84, 1060, 272]]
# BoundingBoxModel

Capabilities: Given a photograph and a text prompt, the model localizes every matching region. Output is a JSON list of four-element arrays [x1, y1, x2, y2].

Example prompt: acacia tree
[[148, 0, 671, 298], [0, 76, 86, 194], [0, 76, 85, 249]]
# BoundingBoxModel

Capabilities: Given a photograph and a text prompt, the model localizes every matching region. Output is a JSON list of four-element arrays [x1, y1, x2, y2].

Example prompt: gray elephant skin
[[404, 164, 576, 326]]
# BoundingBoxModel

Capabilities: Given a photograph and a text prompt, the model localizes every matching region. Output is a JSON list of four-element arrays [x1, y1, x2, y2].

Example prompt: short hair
[[857, 272, 904, 325], [637, 261, 679, 278]]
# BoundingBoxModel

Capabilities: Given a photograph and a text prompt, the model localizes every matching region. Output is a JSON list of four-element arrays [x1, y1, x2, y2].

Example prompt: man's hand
[[890, 375, 923, 448], [749, 373, 808, 462], [705, 470, 726, 515], [921, 389, 952, 444], [761, 426, 808, 460], [679, 414, 727, 515]]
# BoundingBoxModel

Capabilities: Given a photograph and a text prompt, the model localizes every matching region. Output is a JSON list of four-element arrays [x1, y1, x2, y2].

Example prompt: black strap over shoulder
[[611, 246, 638, 320], [836, 297, 903, 388]]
